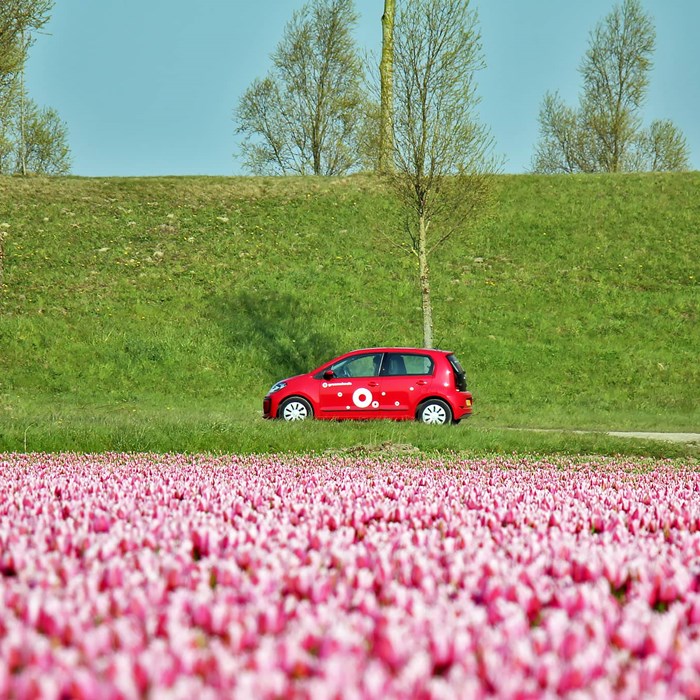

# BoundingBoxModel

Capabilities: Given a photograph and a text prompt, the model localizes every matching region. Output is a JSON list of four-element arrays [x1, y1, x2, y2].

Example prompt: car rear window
[[381, 353, 434, 376], [447, 354, 467, 391]]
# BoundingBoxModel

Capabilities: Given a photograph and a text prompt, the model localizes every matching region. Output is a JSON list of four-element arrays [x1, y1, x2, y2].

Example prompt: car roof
[[344, 347, 452, 355]]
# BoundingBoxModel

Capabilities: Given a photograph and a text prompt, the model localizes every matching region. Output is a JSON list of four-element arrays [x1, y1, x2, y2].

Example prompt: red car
[[263, 348, 472, 425]]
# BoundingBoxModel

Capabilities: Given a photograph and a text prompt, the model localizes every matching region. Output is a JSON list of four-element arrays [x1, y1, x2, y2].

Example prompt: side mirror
[[323, 370, 335, 380]]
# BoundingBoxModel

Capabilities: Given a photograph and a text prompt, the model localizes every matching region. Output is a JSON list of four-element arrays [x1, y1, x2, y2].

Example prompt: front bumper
[[263, 396, 273, 419]]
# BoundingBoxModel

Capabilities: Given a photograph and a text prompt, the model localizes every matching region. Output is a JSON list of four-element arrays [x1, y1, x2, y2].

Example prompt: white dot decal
[[322, 382, 328, 388], [409, 387, 414, 391], [352, 388, 373, 408], [395, 401, 400, 406], [337, 392, 343, 397], [371, 401, 379, 408], [381, 392, 386, 397]]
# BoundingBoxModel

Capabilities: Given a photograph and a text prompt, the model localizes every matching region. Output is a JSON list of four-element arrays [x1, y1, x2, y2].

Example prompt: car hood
[[277, 372, 310, 385]]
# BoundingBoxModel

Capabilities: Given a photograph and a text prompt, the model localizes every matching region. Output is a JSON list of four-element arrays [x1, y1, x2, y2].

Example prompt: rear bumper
[[453, 392, 473, 420]]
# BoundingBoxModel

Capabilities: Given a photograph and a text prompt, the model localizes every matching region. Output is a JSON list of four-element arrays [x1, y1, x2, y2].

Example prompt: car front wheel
[[279, 397, 314, 421], [417, 399, 453, 425]]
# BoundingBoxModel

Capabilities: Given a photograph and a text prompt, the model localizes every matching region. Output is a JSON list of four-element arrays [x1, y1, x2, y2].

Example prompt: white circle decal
[[371, 401, 379, 408], [352, 388, 373, 408]]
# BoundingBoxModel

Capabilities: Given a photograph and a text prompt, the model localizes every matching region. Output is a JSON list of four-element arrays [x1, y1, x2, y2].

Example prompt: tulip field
[[1, 453, 699, 699]]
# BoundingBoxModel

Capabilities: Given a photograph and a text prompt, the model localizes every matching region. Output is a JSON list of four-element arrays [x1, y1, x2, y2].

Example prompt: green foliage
[[0, 173, 698, 455], [1, 95, 71, 175], [235, 0, 365, 176], [533, 0, 689, 174], [633, 120, 690, 172], [0, 0, 53, 84]]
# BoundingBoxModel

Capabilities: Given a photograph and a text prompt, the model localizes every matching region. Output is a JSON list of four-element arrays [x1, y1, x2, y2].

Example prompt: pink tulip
[[0, 453, 698, 698]]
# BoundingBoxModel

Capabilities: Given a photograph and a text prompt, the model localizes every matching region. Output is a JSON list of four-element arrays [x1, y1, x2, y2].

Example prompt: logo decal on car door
[[352, 388, 373, 408]]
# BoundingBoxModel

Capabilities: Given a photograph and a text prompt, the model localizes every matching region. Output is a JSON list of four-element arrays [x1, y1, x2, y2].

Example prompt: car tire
[[279, 397, 314, 421], [417, 399, 453, 425]]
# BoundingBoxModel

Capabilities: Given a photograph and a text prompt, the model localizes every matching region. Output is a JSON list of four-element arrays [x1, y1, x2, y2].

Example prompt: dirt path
[[506, 428, 700, 445], [606, 432, 700, 444]]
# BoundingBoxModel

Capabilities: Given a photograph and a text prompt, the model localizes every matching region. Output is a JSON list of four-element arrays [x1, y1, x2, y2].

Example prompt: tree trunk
[[378, 0, 395, 173], [0, 231, 5, 295], [312, 127, 322, 175], [418, 214, 433, 349], [19, 29, 27, 177]]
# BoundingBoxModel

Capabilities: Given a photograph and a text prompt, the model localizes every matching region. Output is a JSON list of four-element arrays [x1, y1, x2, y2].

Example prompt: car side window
[[381, 353, 434, 376], [331, 353, 383, 378]]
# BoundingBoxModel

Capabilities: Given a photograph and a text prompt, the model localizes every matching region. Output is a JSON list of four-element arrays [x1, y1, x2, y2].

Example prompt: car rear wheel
[[417, 399, 452, 425], [279, 397, 313, 421]]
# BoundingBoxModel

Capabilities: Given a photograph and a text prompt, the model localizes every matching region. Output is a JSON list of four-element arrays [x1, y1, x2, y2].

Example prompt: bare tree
[[534, 0, 689, 173], [236, 0, 365, 176], [388, 0, 497, 348]]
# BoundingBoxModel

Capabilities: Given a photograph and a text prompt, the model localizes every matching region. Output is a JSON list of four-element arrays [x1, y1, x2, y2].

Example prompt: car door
[[317, 352, 384, 418], [374, 352, 435, 418]]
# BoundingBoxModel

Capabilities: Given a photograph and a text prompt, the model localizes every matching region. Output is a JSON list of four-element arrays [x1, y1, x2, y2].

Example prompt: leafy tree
[[1, 90, 70, 175], [236, 0, 365, 175], [533, 0, 689, 173], [0, 0, 70, 175], [17, 98, 70, 174], [0, 0, 53, 104], [387, 0, 497, 348], [0, 82, 20, 171], [632, 120, 690, 172]]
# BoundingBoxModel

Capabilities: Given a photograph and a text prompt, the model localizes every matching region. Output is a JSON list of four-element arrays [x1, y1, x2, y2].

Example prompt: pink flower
[[0, 453, 698, 697]]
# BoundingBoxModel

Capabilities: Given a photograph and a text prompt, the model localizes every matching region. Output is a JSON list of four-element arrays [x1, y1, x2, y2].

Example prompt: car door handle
[[368, 381, 379, 387], [416, 380, 428, 386]]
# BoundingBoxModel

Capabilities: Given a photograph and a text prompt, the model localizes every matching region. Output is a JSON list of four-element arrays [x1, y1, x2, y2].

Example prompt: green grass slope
[[0, 173, 698, 454]]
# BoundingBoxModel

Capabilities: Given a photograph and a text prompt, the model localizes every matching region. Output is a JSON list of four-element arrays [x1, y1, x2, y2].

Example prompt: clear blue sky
[[25, 0, 699, 176]]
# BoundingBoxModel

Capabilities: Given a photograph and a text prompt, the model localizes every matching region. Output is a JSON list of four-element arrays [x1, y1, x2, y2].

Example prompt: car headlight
[[268, 381, 287, 395]]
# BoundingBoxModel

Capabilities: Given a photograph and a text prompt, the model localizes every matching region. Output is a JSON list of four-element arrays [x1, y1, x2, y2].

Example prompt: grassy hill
[[0, 173, 698, 454]]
